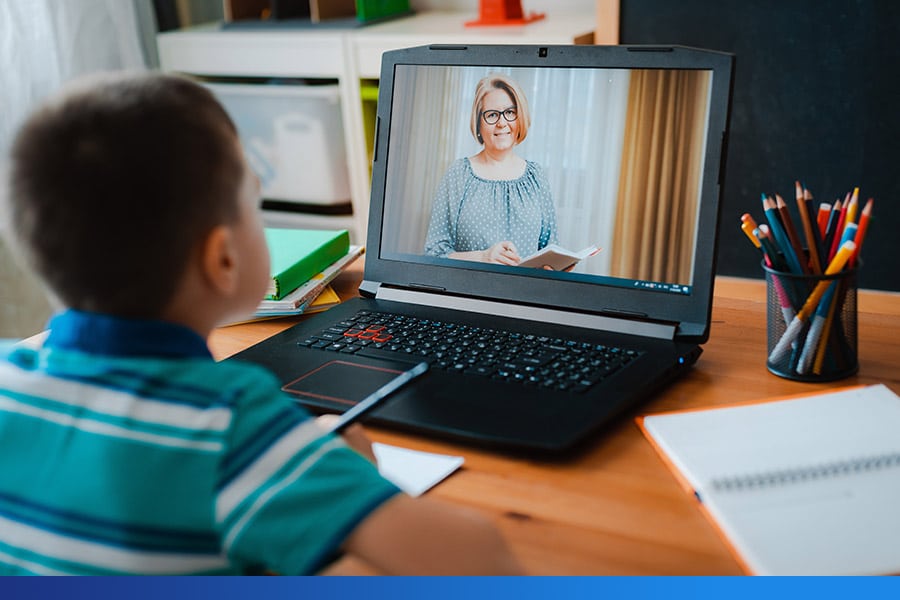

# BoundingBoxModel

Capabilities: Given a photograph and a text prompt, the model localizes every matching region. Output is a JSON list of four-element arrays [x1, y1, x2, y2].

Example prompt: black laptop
[[231, 44, 734, 454]]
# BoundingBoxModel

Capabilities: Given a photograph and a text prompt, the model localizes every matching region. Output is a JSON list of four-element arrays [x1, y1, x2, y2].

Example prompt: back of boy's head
[[7, 72, 244, 318]]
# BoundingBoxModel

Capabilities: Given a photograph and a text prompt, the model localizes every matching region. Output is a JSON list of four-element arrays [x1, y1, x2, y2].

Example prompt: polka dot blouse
[[424, 157, 558, 258]]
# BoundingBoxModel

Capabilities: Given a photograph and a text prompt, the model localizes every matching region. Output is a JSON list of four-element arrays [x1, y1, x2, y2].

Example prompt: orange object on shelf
[[464, 0, 546, 27]]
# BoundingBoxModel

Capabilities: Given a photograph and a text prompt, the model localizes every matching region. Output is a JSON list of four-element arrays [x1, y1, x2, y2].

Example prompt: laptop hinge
[[374, 286, 677, 341]]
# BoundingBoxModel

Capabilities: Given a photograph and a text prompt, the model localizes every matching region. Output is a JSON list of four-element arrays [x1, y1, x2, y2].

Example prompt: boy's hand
[[315, 414, 377, 463]]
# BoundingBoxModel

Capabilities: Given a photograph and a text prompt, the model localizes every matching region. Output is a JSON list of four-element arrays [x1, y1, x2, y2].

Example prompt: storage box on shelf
[[204, 80, 351, 209], [157, 11, 596, 243]]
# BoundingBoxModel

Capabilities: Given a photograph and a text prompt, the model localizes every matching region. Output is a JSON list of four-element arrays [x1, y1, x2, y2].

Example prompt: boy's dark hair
[[8, 72, 243, 318]]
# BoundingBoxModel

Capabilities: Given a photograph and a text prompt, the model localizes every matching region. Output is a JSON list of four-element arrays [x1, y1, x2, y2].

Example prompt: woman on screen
[[424, 74, 558, 265]]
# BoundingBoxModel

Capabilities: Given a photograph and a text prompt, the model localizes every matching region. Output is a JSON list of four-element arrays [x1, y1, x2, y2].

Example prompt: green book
[[264, 228, 350, 300]]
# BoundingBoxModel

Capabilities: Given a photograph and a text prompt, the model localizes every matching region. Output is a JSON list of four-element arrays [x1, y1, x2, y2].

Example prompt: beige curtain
[[610, 69, 711, 284]]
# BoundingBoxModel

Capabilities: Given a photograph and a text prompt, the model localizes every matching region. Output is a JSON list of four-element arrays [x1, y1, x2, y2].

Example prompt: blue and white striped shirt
[[0, 310, 399, 575]]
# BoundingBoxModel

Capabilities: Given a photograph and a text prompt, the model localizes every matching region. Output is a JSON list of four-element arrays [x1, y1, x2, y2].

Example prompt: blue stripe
[[0, 491, 220, 554], [217, 407, 307, 489]]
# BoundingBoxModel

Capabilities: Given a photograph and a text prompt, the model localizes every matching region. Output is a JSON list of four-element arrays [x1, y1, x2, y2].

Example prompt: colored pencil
[[844, 187, 860, 226], [816, 202, 832, 238], [795, 182, 822, 274], [851, 198, 873, 267], [828, 192, 852, 261], [763, 195, 803, 274], [775, 194, 809, 274], [822, 197, 844, 262], [812, 283, 841, 375]]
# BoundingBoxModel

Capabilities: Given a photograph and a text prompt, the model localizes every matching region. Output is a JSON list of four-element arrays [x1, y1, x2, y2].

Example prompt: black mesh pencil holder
[[764, 261, 858, 382]]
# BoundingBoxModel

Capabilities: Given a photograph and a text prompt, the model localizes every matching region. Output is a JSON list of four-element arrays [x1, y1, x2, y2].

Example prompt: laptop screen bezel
[[364, 44, 734, 343]]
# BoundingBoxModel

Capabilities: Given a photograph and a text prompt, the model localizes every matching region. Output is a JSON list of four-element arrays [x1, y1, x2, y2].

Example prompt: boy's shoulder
[[1, 341, 286, 410]]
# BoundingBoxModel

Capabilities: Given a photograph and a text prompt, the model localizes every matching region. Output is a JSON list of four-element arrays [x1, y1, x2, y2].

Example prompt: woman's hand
[[482, 241, 520, 265], [316, 414, 377, 463]]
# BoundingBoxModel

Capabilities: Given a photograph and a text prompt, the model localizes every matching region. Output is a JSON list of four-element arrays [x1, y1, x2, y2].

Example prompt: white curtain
[[0, 0, 150, 156], [380, 64, 629, 276], [0, 0, 150, 338]]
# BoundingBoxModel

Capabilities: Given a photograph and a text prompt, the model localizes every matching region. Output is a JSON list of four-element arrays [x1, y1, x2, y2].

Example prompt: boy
[[0, 73, 522, 575]]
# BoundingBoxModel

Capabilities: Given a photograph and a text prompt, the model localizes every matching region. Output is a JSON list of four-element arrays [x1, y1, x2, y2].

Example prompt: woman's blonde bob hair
[[469, 74, 531, 145]]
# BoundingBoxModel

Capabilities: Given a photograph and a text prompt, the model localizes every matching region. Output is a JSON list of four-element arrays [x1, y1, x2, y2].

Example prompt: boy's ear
[[201, 224, 238, 295]]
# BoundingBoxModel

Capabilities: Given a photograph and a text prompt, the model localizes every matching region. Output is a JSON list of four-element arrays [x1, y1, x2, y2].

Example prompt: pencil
[[768, 240, 856, 364], [795, 182, 822, 274], [844, 187, 860, 226], [816, 202, 832, 238], [763, 195, 803, 274], [775, 194, 809, 274], [822, 197, 844, 258], [851, 198, 873, 267], [812, 283, 841, 375], [828, 193, 852, 261]]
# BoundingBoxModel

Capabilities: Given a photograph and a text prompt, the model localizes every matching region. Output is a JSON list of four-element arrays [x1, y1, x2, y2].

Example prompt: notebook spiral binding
[[710, 452, 900, 492]]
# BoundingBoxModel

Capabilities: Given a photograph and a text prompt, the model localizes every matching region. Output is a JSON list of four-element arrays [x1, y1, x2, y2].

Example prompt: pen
[[797, 280, 838, 374], [756, 224, 788, 273], [326, 362, 429, 434], [745, 223, 795, 322]]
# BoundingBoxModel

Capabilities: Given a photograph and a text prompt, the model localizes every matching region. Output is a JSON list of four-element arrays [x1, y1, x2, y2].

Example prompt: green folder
[[355, 0, 410, 22], [264, 228, 350, 300]]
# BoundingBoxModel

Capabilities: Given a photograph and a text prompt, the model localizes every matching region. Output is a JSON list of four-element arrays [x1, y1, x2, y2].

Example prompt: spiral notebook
[[637, 384, 900, 575]]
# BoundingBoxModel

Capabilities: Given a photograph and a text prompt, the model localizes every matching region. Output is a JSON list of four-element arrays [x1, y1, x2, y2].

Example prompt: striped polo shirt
[[0, 310, 400, 575]]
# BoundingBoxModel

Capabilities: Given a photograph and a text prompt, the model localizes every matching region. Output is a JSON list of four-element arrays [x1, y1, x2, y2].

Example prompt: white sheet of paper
[[373, 443, 464, 497]]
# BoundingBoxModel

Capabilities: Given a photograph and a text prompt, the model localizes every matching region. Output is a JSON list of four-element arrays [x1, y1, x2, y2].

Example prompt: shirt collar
[[45, 310, 211, 359]]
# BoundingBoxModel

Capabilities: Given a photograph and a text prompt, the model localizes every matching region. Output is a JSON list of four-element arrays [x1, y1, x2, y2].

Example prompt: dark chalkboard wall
[[620, 0, 900, 291]]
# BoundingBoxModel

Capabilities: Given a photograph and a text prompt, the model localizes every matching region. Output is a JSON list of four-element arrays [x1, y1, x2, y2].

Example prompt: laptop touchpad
[[282, 359, 405, 406]]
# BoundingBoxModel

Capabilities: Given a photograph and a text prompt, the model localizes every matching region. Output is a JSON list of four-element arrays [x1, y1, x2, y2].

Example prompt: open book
[[518, 243, 602, 271], [637, 384, 900, 575]]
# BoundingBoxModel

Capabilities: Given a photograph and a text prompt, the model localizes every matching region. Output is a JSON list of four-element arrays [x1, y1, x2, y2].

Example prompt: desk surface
[[210, 263, 900, 575]]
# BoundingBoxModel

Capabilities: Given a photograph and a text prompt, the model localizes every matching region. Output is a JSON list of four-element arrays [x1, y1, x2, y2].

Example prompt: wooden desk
[[210, 263, 900, 575]]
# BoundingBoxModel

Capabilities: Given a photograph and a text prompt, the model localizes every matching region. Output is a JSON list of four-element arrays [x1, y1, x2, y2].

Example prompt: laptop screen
[[366, 46, 733, 341]]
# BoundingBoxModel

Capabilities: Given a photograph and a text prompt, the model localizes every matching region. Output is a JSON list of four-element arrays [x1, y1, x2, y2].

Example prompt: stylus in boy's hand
[[327, 362, 429, 434]]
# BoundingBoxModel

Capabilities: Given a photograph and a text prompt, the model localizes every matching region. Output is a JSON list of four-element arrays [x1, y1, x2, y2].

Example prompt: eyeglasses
[[481, 108, 518, 125]]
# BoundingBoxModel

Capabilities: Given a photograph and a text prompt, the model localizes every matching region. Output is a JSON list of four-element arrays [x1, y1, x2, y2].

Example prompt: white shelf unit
[[157, 12, 595, 243]]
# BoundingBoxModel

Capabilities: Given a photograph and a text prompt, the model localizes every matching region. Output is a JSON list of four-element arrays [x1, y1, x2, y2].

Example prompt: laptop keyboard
[[297, 310, 643, 394]]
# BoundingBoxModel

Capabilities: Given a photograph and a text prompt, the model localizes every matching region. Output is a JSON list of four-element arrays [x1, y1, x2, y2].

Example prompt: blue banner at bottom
[[1, 576, 899, 600]]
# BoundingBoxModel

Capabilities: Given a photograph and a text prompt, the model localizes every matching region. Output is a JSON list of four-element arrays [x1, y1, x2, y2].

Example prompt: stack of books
[[254, 228, 364, 319]]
